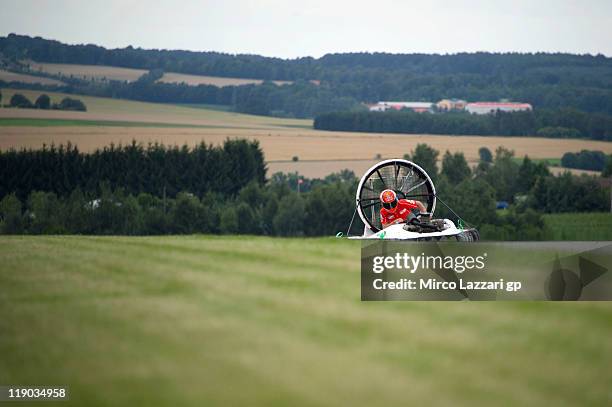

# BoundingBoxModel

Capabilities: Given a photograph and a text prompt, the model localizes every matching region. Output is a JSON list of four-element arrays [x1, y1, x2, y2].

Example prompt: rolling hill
[[28, 61, 295, 86]]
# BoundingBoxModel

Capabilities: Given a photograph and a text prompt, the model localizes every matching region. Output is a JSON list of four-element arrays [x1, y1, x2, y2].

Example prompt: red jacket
[[380, 199, 420, 226]]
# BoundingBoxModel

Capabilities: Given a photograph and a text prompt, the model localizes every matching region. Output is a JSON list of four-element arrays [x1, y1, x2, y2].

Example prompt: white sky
[[1, 0, 611, 58]]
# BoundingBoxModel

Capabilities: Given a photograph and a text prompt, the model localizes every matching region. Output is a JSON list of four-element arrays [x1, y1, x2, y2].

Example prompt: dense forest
[[0, 140, 265, 201], [314, 109, 612, 141], [0, 140, 609, 238], [1, 34, 612, 119]]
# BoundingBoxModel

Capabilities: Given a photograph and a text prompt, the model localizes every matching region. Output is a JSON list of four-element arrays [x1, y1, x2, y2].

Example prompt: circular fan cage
[[356, 159, 436, 233]]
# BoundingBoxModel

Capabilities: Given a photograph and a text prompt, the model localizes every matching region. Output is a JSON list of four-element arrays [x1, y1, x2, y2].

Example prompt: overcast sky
[[1, 0, 611, 58]]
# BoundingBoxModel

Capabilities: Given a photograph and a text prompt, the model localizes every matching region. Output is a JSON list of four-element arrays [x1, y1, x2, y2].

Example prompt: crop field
[[2, 89, 612, 178], [158, 72, 292, 86], [0, 89, 307, 128], [543, 212, 612, 240], [0, 69, 65, 85], [26, 62, 294, 86], [29, 62, 147, 82], [548, 166, 601, 176], [0, 235, 610, 406]]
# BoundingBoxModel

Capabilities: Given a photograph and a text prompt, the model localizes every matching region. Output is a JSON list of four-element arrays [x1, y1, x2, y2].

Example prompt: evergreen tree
[[518, 157, 550, 193], [483, 147, 520, 201]]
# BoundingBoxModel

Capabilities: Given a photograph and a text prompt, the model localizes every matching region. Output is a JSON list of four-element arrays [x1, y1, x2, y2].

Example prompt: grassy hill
[[1, 236, 611, 406], [0, 88, 310, 129]]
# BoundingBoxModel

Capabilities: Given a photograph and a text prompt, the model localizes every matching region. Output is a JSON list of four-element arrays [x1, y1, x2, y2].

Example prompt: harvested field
[[268, 159, 381, 178], [548, 166, 601, 176], [29, 62, 147, 82], [0, 89, 307, 129], [158, 72, 292, 86], [0, 69, 65, 85], [4, 125, 611, 178], [2, 89, 611, 178], [26, 62, 294, 86]]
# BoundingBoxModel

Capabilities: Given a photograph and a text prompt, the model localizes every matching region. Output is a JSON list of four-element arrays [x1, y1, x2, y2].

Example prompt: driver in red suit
[[379, 189, 427, 229]]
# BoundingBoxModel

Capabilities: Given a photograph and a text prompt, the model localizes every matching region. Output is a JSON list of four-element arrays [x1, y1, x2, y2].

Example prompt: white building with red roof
[[466, 102, 533, 115]]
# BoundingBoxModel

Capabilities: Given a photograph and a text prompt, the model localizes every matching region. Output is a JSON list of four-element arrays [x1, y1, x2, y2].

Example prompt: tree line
[[0, 139, 609, 239], [404, 145, 609, 239], [0, 175, 357, 237], [0, 77, 359, 119], [4, 92, 87, 111], [314, 109, 612, 141], [0, 140, 266, 201], [1, 33, 611, 117], [561, 150, 610, 171]]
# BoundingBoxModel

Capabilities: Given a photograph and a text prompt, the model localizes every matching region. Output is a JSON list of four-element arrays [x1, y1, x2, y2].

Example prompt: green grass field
[[544, 212, 612, 240], [1, 236, 611, 406]]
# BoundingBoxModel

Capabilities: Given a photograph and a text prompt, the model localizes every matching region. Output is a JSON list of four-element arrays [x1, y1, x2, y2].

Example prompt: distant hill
[[1, 33, 611, 118]]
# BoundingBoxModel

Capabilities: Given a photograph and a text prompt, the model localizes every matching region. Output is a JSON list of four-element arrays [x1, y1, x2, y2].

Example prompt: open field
[[548, 166, 601, 176], [0, 69, 65, 85], [27, 61, 294, 86], [1, 235, 611, 406], [543, 212, 612, 240], [29, 62, 147, 82], [159, 72, 292, 86], [0, 88, 308, 129], [2, 89, 612, 178], [512, 157, 561, 166]]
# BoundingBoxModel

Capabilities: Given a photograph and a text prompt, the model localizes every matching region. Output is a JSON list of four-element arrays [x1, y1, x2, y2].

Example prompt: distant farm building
[[436, 99, 467, 111], [466, 102, 533, 115], [369, 101, 434, 113]]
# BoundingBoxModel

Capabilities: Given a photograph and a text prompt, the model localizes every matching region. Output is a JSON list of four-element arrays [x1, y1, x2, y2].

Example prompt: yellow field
[[1, 89, 611, 178], [0, 88, 307, 128], [27, 62, 294, 86], [158, 72, 292, 86], [29, 62, 147, 82], [0, 69, 65, 86]]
